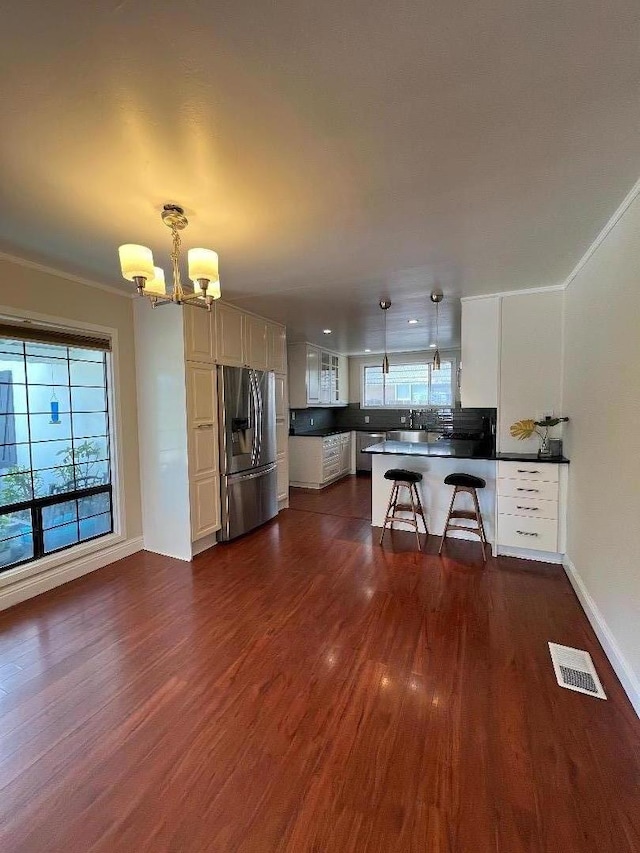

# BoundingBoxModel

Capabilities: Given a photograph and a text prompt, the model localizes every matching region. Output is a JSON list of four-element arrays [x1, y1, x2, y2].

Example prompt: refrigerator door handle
[[228, 462, 277, 484], [249, 370, 260, 467], [255, 373, 264, 465]]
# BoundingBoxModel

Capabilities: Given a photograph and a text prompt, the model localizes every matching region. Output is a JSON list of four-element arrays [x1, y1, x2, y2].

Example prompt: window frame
[[0, 305, 125, 588], [360, 356, 457, 408]]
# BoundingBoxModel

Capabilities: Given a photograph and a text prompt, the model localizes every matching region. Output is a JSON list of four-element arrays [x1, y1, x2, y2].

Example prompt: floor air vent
[[548, 643, 607, 700]]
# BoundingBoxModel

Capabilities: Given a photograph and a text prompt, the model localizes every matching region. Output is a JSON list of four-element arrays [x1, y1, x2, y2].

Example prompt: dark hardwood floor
[[0, 476, 638, 852]]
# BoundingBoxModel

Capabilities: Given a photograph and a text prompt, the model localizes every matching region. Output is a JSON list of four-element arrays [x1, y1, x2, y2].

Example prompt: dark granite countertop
[[362, 441, 569, 463], [290, 428, 352, 438], [495, 452, 569, 464]]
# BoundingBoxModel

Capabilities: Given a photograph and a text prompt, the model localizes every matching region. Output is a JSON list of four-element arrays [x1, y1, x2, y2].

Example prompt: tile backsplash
[[290, 404, 496, 438], [289, 407, 336, 434]]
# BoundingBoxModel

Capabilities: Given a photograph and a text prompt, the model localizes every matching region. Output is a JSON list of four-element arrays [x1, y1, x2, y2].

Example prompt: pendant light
[[379, 299, 391, 373], [430, 291, 443, 370]]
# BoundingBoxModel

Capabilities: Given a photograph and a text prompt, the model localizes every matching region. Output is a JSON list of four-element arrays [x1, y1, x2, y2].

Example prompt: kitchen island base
[[371, 454, 496, 547]]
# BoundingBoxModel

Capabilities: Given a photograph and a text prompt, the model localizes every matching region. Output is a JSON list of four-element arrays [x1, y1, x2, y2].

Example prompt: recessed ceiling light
[[323, 329, 332, 334], [408, 319, 418, 325], [364, 349, 371, 353], [429, 343, 436, 348]]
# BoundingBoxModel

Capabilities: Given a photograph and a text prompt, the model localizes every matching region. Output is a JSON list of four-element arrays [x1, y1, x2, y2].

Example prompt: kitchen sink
[[385, 430, 440, 443]]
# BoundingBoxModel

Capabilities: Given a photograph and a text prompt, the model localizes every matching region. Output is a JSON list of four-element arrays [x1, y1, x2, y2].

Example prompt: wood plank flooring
[[0, 475, 638, 852]]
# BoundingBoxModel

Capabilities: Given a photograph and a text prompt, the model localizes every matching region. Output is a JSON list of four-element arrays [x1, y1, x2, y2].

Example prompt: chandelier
[[118, 204, 220, 310]]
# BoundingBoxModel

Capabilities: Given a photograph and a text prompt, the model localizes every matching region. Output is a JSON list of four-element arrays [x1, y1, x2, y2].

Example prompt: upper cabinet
[[460, 296, 500, 408], [184, 303, 215, 363], [267, 322, 287, 373], [215, 303, 245, 367], [244, 314, 268, 370], [213, 304, 286, 372], [288, 342, 348, 408]]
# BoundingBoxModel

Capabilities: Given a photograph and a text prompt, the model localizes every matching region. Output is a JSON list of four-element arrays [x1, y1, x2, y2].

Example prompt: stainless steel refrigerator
[[217, 366, 278, 541]]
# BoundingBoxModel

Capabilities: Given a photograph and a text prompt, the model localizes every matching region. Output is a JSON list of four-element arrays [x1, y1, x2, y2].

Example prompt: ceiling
[[1, 1, 638, 354]]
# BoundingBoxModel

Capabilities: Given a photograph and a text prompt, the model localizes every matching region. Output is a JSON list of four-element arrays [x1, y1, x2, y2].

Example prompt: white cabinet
[[496, 461, 563, 554], [288, 343, 348, 408], [185, 362, 220, 540], [275, 372, 289, 507], [288, 343, 320, 408], [267, 323, 287, 373], [340, 432, 352, 474], [306, 346, 321, 404], [215, 303, 245, 367], [460, 296, 500, 408], [184, 305, 215, 364], [289, 432, 351, 488], [338, 355, 349, 404], [245, 314, 268, 370]]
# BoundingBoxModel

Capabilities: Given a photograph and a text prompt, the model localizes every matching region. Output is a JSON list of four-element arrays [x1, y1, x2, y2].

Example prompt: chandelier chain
[[170, 225, 185, 302]]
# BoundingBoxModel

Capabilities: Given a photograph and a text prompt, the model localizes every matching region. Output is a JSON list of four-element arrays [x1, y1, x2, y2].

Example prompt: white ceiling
[[0, 1, 638, 354]]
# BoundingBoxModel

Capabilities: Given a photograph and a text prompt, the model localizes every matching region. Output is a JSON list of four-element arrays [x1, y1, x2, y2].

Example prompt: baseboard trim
[[0, 536, 144, 613], [563, 556, 640, 717], [496, 545, 564, 564]]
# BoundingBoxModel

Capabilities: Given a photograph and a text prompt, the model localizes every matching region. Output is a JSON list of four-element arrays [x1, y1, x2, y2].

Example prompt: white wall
[[498, 290, 565, 452], [348, 348, 461, 405], [134, 300, 192, 561], [562, 192, 640, 714]]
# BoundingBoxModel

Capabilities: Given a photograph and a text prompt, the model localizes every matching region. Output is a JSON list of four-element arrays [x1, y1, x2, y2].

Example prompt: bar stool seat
[[444, 473, 486, 489], [439, 472, 488, 560], [380, 469, 428, 551], [384, 468, 422, 484]]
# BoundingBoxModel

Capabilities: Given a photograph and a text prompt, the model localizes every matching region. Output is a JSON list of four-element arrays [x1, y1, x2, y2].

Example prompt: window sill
[[0, 531, 126, 590]]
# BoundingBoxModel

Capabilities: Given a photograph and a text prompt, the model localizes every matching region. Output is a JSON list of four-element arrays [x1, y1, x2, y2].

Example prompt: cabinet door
[[276, 455, 289, 502], [340, 435, 351, 473], [320, 351, 332, 405], [186, 363, 220, 539], [190, 477, 221, 540], [337, 355, 349, 403], [187, 363, 218, 427], [184, 304, 215, 363], [306, 346, 321, 404], [245, 314, 268, 370], [215, 303, 246, 367], [267, 323, 287, 373], [460, 297, 500, 408], [275, 373, 287, 421]]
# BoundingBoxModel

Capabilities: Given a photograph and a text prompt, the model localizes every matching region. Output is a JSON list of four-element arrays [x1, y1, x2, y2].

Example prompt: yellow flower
[[510, 419, 537, 441]]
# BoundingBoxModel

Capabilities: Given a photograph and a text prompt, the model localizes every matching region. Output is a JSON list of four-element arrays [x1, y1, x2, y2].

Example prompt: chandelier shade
[[188, 248, 219, 287], [145, 266, 166, 296], [118, 244, 155, 282]]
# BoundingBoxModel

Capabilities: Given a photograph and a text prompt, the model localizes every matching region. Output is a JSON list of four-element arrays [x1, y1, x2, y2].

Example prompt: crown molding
[[0, 250, 132, 299], [460, 284, 564, 302], [562, 175, 640, 291]]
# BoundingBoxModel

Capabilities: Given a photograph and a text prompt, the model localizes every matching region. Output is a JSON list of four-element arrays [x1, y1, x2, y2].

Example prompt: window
[[0, 332, 113, 573], [362, 360, 454, 407]]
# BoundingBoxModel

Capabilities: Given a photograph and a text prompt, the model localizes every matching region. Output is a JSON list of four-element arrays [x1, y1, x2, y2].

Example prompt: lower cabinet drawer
[[498, 514, 558, 552], [497, 495, 558, 520], [323, 461, 341, 482], [498, 478, 559, 502], [497, 461, 559, 482]]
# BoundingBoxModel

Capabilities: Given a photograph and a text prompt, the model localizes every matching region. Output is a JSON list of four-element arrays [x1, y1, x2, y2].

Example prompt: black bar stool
[[439, 473, 488, 560], [380, 469, 428, 551]]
